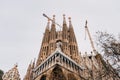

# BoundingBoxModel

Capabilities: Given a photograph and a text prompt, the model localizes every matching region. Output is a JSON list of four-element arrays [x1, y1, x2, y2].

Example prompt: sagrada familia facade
[[23, 15, 120, 80], [2, 15, 120, 80]]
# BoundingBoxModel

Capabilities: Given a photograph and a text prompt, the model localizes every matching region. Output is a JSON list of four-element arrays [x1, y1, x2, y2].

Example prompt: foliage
[[0, 69, 4, 80], [95, 31, 120, 76]]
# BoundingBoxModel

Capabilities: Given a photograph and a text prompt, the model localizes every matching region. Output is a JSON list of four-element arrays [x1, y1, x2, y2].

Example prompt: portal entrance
[[50, 66, 66, 80]]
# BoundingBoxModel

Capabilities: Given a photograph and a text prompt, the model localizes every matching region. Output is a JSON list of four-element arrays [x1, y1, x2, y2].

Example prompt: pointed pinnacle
[[63, 14, 66, 24], [52, 15, 55, 24], [68, 17, 71, 22], [53, 15, 55, 20], [46, 19, 50, 30], [68, 17, 73, 28]]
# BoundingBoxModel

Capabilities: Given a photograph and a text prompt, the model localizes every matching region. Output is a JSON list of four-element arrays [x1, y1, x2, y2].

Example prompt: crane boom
[[43, 13, 62, 28], [85, 21, 97, 55]]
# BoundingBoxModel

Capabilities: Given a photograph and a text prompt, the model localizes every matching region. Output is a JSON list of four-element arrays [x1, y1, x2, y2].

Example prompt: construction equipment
[[43, 13, 62, 28], [85, 20, 97, 55]]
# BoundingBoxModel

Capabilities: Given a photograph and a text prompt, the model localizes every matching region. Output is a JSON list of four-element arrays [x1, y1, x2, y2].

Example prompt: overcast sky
[[0, 0, 120, 79]]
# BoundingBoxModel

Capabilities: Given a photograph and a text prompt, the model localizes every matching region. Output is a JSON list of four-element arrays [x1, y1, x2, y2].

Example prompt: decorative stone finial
[[63, 14, 66, 24], [53, 15, 55, 23], [68, 17, 72, 27], [63, 14, 65, 17], [45, 19, 50, 30], [53, 15, 55, 19], [68, 17, 71, 22]]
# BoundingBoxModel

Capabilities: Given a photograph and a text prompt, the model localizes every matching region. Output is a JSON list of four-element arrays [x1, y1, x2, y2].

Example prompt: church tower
[[2, 64, 21, 80], [24, 14, 120, 80], [33, 15, 83, 80], [36, 14, 81, 67]]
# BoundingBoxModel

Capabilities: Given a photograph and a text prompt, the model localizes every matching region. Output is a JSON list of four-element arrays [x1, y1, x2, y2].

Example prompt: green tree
[[0, 69, 4, 80]]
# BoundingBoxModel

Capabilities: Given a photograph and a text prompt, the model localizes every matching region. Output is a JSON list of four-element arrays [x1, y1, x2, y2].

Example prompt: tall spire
[[43, 19, 50, 43], [62, 14, 69, 56], [68, 17, 73, 28], [48, 14, 56, 54], [62, 14, 68, 38], [52, 15, 55, 25], [46, 19, 50, 30], [68, 17, 76, 42], [63, 14, 66, 25], [68, 17, 80, 63], [24, 61, 33, 80], [32, 58, 35, 69], [28, 61, 32, 71], [36, 19, 50, 66], [50, 14, 56, 40]]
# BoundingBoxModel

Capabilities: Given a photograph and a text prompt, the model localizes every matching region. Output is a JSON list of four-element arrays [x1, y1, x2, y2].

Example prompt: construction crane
[[43, 13, 62, 28], [85, 20, 97, 55]]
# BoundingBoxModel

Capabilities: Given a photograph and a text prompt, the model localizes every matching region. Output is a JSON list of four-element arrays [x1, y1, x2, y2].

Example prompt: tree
[[0, 69, 4, 80], [95, 31, 120, 76]]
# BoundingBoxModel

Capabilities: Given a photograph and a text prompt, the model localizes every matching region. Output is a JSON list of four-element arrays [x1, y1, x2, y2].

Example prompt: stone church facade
[[24, 15, 120, 80]]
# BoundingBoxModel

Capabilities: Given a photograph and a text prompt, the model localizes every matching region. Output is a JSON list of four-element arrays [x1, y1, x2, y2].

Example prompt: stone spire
[[2, 64, 21, 80], [42, 19, 50, 43], [49, 15, 56, 41], [32, 58, 35, 69], [62, 14, 70, 56], [63, 14, 66, 25], [48, 15, 56, 54], [36, 19, 50, 66], [24, 61, 35, 80], [62, 14, 68, 36], [52, 15, 55, 25], [68, 17, 79, 63], [24, 62, 31, 80], [68, 17, 73, 28]]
